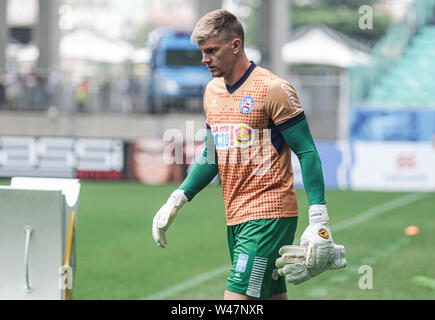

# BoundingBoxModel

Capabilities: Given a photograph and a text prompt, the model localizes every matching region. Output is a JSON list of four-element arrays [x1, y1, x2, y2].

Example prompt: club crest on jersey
[[239, 95, 255, 114]]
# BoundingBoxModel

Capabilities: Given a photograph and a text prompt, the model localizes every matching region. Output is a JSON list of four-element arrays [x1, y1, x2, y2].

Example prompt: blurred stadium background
[[0, 0, 434, 300]]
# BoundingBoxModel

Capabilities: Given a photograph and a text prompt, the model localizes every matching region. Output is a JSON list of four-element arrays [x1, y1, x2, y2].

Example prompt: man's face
[[197, 35, 236, 78]]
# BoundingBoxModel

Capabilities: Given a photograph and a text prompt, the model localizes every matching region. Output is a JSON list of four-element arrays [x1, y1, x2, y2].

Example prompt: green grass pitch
[[2, 179, 434, 299], [73, 181, 435, 300]]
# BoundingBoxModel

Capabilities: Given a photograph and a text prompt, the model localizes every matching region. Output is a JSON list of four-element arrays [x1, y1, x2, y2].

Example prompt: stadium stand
[[367, 24, 435, 107], [349, 0, 435, 108]]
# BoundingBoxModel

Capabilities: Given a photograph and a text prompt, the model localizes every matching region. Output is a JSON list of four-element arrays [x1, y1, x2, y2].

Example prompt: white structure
[[282, 24, 370, 68], [0, 178, 81, 300], [350, 142, 435, 191], [60, 29, 134, 64], [281, 24, 370, 141], [8, 29, 136, 65]]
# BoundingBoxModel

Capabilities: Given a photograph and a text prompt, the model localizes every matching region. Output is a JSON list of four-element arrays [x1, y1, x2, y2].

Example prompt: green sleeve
[[280, 118, 326, 205], [178, 129, 219, 201]]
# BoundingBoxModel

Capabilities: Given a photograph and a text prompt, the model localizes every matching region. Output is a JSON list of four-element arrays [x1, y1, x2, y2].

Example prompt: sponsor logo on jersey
[[239, 95, 255, 114], [211, 123, 255, 149], [234, 125, 253, 147]]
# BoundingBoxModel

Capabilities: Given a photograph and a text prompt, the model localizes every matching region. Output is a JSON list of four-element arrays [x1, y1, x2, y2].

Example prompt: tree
[[319, 0, 377, 10], [291, 2, 391, 47]]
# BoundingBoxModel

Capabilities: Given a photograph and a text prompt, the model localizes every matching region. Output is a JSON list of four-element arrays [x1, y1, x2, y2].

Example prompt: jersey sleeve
[[203, 82, 211, 122], [266, 78, 305, 130], [178, 128, 219, 201]]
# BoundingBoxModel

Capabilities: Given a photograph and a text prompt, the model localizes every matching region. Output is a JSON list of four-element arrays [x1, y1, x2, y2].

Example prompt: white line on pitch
[[140, 265, 231, 300], [141, 192, 429, 300], [331, 192, 429, 232]]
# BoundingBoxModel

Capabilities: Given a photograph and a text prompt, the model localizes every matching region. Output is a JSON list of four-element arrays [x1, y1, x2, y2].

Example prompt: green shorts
[[226, 217, 298, 298]]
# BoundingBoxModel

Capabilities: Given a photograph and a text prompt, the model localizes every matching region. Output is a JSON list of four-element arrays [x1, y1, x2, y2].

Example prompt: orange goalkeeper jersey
[[204, 62, 305, 226]]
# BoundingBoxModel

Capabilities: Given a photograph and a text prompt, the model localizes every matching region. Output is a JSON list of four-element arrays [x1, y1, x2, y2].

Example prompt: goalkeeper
[[152, 9, 345, 300]]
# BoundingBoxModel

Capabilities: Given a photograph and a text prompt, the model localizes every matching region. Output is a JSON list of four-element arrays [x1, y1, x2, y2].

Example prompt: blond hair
[[191, 9, 244, 47]]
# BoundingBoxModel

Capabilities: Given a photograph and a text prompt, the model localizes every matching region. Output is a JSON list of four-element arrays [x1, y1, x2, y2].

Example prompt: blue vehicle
[[147, 30, 212, 113]]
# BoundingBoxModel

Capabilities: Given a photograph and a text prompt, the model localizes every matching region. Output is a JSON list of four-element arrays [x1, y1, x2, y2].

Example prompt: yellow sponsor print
[[307, 247, 313, 267], [234, 125, 253, 147], [318, 228, 329, 239], [283, 255, 305, 260]]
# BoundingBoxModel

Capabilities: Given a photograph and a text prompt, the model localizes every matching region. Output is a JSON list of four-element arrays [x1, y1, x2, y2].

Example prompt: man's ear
[[232, 38, 242, 55]]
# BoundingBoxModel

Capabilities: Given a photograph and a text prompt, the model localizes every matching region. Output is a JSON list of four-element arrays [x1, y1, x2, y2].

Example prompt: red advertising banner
[[125, 139, 185, 184]]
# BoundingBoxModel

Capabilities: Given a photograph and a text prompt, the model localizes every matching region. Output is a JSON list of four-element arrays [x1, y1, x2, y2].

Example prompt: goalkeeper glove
[[275, 244, 346, 285], [152, 189, 188, 248], [300, 204, 335, 269]]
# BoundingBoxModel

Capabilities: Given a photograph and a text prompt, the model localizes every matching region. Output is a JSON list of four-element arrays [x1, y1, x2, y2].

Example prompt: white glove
[[152, 189, 188, 248], [273, 245, 306, 284], [275, 244, 346, 285], [300, 204, 335, 269]]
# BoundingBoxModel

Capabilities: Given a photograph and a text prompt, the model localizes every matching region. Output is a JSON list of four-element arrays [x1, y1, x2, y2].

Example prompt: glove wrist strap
[[168, 190, 188, 208], [308, 204, 329, 224]]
